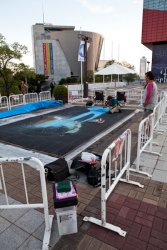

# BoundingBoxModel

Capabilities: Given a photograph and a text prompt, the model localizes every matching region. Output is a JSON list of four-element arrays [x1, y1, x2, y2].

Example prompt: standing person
[[50, 80, 55, 98], [21, 81, 27, 95], [36, 80, 41, 95], [143, 71, 158, 117]]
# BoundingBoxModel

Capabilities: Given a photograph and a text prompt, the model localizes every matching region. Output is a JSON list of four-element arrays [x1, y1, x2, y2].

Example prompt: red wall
[[142, 9, 167, 43]]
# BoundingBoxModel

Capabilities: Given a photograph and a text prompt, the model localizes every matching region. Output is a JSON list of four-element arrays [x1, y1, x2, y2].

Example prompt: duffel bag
[[44, 158, 70, 182]]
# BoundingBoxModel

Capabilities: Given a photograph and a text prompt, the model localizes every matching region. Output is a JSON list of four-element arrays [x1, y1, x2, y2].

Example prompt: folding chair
[[94, 91, 105, 105], [117, 91, 126, 103]]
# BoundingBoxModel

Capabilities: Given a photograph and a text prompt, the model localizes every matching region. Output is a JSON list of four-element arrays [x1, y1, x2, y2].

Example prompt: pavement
[[52, 112, 167, 250], [0, 97, 167, 249]]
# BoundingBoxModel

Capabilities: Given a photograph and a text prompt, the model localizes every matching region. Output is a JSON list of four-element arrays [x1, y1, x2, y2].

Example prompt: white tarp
[[95, 63, 136, 75]]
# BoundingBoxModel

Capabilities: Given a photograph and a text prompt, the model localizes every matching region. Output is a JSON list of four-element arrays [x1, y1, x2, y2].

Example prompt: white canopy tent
[[95, 63, 136, 76], [94, 63, 136, 84]]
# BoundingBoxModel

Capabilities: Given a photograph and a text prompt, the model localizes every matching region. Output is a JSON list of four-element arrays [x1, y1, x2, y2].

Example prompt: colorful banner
[[43, 43, 48, 75], [43, 43, 54, 75], [78, 40, 85, 62], [50, 43, 54, 75]]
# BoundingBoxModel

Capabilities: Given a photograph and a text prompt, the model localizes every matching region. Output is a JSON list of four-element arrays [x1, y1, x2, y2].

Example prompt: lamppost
[[78, 33, 92, 97]]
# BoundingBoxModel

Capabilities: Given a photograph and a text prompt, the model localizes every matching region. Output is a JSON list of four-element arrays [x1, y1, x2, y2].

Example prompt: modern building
[[142, 0, 167, 83], [139, 56, 147, 79], [98, 60, 109, 71], [32, 24, 103, 83]]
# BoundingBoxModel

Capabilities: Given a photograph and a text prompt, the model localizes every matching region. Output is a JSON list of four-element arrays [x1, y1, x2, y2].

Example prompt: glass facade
[[144, 0, 167, 11], [142, 0, 167, 43]]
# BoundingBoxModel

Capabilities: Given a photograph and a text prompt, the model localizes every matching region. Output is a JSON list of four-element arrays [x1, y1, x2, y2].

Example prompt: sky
[[0, 0, 152, 73]]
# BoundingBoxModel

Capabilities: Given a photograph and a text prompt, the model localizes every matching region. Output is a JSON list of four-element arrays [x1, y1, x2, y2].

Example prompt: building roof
[[35, 23, 75, 31]]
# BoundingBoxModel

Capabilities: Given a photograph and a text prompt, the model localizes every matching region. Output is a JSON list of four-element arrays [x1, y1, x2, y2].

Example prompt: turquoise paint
[[33, 107, 109, 134]]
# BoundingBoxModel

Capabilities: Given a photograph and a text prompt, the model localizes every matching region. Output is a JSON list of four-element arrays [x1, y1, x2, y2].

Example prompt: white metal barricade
[[153, 95, 167, 133], [84, 129, 143, 237], [130, 113, 161, 177], [153, 101, 161, 133], [126, 89, 144, 106], [39, 91, 51, 101], [24, 93, 38, 103], [9, 94, 25, 109], [0, 157, 53, 250], [105, 88, 144, 106], [68, 90, 82, 103], [104, 89, 117, 98], [0, 96, 9, 110]]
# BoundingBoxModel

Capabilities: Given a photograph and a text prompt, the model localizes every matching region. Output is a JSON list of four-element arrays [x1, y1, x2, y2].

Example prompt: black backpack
[[86, 100, 93, 106], [87, 164, 101, 187], [44, 158, 70, 182]]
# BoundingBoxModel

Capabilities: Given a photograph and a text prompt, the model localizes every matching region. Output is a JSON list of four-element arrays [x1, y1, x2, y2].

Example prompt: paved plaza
[[0, 92, 167, 249]]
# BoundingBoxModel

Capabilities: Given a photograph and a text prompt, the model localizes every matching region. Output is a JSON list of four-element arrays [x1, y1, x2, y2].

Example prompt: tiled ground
[[0, 106, 167, 249], [53, 176, 167, 250], [52, 115, 167, 250]]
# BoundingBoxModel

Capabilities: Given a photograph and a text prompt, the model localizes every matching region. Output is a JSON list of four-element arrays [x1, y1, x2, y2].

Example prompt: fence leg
[[42, 215, 54, 250]]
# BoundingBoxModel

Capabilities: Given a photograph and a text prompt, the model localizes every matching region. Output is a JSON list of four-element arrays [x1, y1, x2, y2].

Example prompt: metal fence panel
[[0, 157, 53, 250], [83, 129, 143, 237]]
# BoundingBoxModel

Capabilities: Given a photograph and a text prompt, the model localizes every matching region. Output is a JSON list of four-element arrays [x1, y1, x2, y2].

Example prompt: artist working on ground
[[143, 71, 158, 117], [105, 95, 121, 114]]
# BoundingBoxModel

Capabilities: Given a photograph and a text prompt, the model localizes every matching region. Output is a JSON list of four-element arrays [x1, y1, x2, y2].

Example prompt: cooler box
[[53, 181, 78, 209], [56, 206, 78, 235]]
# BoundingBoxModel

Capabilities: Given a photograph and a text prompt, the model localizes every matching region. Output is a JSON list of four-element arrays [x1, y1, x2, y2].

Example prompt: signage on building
[[152, 44, 167, 83]]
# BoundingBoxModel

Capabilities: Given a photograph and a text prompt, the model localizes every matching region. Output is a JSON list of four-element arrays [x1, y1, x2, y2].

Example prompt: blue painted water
[[33, 107, 109, 134]]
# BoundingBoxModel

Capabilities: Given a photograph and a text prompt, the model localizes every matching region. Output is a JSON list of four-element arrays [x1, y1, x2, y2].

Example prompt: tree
[[104, 60, 115, 68], [121, 60, 135, 70], [0, 34, 28, 96], [123, 73, 137, 84], [86, 70, 94, 82]]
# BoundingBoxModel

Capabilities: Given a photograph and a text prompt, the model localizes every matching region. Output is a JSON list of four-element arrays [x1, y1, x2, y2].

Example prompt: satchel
[[44, 158, 70, 182], [87, 163, 101, 187]]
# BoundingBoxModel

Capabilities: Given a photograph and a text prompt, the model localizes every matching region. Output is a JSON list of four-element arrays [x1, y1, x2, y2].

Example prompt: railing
[[68, 89, 82, 103], [68, 87, 144, 106], [153, 95, 167, 133], [83, 129, 143, 237], [9, 94, 25, 109], [0, 96, 9, 110], [39, 91, 51, 101], [125, 89, 144, 106], [0, 157, 53, 250], [104, 89, 116, 98], [24, 93, 38, 103], [130, 113, 161, 177], [2, 92, 52, 111]]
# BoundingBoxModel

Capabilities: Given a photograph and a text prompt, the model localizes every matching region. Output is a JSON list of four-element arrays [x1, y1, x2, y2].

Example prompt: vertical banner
[[78, 40, 85, 62], [43, 43, 48, 75], [46, 43, 51, 75], [49, 43, 54, 75], [43, 42, 54, 75]]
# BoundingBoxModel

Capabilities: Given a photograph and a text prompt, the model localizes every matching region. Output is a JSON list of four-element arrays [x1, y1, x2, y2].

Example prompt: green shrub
[[10, 85, 21, 94], [53, 85, 68, 104]]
